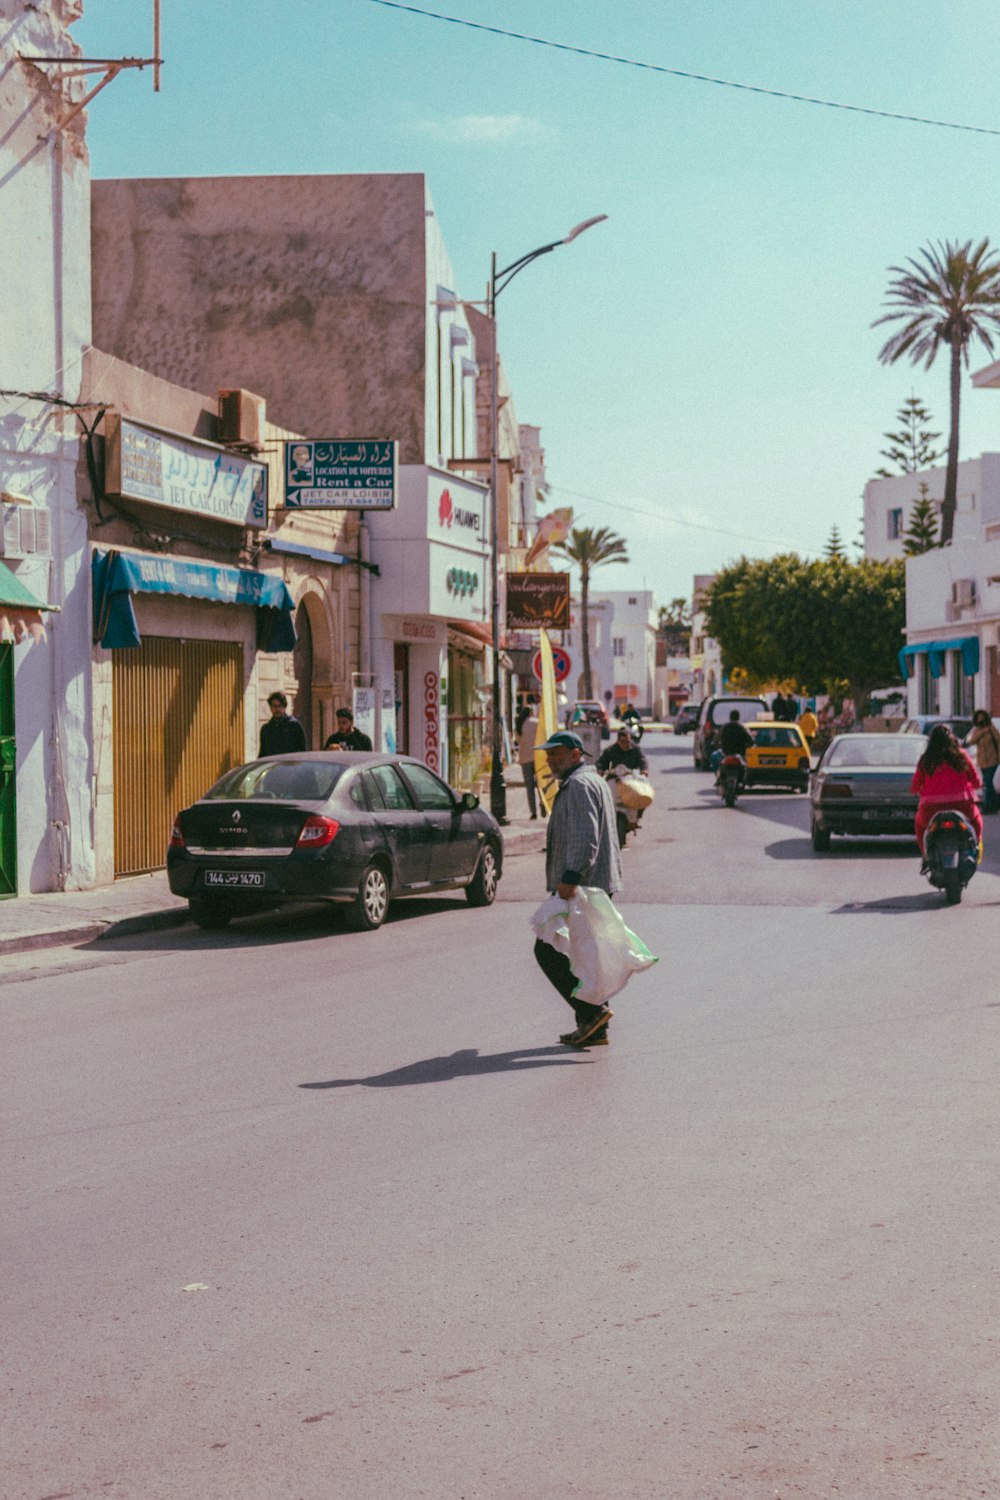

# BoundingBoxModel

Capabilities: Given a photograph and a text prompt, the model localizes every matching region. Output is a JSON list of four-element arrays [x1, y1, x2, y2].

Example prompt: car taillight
[[295, 815, 340, 849], [169, 819, 185, 849], [819, 780, 852, 799]]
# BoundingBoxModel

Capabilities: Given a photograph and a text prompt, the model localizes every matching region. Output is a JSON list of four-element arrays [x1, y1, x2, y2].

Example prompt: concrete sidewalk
[[0, 770, 548, 957]]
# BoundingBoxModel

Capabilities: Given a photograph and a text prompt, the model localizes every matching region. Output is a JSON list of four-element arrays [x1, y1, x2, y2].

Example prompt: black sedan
[[167, 752, 503, 930], [809, 733, 926, 851]]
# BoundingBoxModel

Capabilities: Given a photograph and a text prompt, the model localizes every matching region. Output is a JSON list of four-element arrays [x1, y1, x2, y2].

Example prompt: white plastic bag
[[531, 887, 658, 1006]]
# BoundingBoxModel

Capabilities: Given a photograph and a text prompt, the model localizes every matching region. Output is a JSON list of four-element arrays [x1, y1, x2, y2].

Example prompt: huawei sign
[[437, 488, 481, 535]]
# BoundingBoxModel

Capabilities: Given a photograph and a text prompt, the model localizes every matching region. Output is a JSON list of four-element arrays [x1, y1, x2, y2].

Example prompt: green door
[[0, 644, 15, 897]]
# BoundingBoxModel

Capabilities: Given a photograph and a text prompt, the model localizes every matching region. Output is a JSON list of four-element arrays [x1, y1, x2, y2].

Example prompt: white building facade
[[591, 589, 658, 714], [1, 3, 95, 895]]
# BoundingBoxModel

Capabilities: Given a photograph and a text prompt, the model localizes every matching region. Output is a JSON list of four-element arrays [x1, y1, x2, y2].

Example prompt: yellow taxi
[[743, 720, 812, 791]]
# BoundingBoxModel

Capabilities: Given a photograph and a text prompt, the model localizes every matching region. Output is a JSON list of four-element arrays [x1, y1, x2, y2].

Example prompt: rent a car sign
[[284, 440, 398, 509]]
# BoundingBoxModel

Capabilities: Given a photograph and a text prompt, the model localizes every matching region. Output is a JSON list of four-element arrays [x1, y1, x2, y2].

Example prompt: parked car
[[900, 715, 973, 739], [809, 732, 926, 851], [567, 700, 610, 733], [673, 703, 700, 735], [692, 695, 769, 770], [167, 752, 503, 930], [743, 721, 812, 791]]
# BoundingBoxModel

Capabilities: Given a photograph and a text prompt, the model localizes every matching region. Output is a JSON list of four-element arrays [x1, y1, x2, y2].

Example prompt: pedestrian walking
[[798, 706, 818, 744], [259, 692, 307, 756], [965, 709, 1000, 814], [324, 706, 373, 751], [518, 701, 545, 819], [533, 730, 623, 1048]]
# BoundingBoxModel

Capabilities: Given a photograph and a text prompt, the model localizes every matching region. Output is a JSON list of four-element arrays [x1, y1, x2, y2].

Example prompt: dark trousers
[[521, 761, 545, 818], [533, 939, 606, 1028]]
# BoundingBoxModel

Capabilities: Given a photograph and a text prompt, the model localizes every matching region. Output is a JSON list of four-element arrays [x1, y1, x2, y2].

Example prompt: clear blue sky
[[78, 0, 1000, 606]]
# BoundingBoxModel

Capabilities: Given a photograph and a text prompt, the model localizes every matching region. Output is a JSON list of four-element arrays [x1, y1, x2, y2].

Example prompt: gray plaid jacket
[[544, 764, 623, 895]]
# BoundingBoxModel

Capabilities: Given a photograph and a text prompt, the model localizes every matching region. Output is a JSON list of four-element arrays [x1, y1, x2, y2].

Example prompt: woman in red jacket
[[911, 724, 983, 856]]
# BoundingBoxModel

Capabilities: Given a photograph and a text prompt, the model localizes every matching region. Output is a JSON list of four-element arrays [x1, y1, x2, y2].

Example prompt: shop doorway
[[0, 644, 15, 897], [113, 636, 244, 876]]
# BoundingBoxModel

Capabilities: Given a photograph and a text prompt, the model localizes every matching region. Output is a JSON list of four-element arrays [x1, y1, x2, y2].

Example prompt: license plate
[[759, 755, 785, 765], [204, 870, 266, 888]]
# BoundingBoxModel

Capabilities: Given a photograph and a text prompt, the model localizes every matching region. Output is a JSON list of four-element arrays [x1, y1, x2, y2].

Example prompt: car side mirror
[[461, 791, 480, 812]]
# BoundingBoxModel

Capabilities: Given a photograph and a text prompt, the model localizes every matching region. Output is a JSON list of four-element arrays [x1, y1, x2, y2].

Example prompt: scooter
[[922, 808, 979, 905], [717, 753, 746, 808]]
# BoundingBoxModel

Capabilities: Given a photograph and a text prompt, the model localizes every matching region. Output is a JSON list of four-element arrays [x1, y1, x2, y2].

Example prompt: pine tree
[[824, 526, 847, 559], [874, 395, 943, 478], [902, 482, 940, 555]]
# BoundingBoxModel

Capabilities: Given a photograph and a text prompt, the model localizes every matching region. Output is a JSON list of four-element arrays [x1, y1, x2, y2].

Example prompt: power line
[[546, 483, 812, 551], [366, 0, 1000, 138]]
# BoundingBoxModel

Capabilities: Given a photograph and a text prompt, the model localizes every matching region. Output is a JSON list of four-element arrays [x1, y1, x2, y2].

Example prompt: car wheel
[[347, 862, 390, 931], [810, 819, 831, 853], [188, 899, 233, 930], [466, 842, 500, 906]]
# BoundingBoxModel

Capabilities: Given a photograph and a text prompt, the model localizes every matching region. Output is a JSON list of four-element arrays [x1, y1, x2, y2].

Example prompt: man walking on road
[[518, 698, 545, 819], [533, 730, 623, 1049]]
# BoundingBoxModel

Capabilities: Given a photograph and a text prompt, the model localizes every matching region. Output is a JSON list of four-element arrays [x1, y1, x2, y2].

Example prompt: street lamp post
[[486, 215, 607, 823]]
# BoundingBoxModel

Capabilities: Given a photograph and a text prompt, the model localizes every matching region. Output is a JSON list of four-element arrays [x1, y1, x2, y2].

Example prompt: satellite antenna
[[22, 0, 163, 134]]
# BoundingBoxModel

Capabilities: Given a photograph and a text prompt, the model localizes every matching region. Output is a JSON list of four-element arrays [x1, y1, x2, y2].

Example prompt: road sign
[[533, 645, 571, 683]]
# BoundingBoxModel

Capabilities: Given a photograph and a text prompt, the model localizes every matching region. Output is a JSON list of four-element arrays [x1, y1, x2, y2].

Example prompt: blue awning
[[92, 548, 296, 651], [899, 636, 980, 680]]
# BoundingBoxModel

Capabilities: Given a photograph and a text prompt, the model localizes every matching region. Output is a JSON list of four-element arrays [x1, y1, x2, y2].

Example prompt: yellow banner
[[533, 628, 560, 814]]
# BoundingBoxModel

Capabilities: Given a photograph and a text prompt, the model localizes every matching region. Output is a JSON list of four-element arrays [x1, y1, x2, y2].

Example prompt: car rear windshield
[[826, 737, 926, 769], [710, 701, 763, 724], [751, 727, 800, 747], [205, 761, 346, 802]]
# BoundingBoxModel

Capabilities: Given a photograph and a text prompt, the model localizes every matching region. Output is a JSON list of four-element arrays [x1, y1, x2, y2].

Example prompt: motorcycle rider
[[713, 709, 753, 777], [911, 723, 983, 866], [596, 726, 649, 778]]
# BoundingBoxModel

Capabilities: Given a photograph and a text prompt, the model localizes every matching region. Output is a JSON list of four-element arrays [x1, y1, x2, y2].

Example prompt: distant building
[[689, 575, 722, 702], [590, 589, 657, 713]]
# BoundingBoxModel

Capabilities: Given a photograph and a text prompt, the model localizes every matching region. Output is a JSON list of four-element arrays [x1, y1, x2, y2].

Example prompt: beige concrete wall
[[91, 173, 430, 462]]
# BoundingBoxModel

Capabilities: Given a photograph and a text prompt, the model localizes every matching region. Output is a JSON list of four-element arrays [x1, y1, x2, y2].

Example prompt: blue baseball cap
[[537, 730, 588, 754]]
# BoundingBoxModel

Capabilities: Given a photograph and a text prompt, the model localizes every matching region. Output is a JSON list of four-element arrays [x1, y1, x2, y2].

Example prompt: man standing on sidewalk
[[533, 730, 623, 1049], [517, 698, 545, 820]]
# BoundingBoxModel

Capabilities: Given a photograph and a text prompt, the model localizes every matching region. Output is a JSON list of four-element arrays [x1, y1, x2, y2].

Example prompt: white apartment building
[[591, 589, 658, 713], [689, 574, 723, 702], [863, 454, 1000, 563]]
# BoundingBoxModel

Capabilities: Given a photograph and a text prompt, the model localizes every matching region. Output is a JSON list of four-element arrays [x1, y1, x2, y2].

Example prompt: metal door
[[0, 644, 15, 897], [113, 637, 245, 876]]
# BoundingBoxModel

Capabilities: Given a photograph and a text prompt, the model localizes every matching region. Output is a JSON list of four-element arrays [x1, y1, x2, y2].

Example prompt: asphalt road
[[5, 736, 1000, 1499]]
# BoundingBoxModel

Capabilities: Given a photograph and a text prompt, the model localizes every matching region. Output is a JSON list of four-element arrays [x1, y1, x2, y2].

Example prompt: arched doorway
[[292, 601, 314, 747]]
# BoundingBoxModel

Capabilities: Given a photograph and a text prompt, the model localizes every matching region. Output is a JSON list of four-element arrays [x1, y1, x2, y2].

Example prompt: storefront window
[[919, 653, 939, 714], [447, 646, 486, 789]]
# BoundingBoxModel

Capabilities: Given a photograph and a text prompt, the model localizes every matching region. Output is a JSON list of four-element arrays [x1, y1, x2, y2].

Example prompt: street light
[[486, 214, 608, 822]]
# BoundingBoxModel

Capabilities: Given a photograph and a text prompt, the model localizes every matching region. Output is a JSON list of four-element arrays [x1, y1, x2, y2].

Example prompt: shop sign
[[284, 440, 397, 509], [506, 572, 570, 630], [429, 544, 488, 621], [423, 669, 441, 772], [105, 415, 267, 527], [427, 474, 487, 541]]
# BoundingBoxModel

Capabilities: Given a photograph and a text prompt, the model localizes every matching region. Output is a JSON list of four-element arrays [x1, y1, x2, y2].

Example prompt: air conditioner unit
[[218, 388, 266, 447], [0, 504, 51, 558], [951, 578, 977, 608]]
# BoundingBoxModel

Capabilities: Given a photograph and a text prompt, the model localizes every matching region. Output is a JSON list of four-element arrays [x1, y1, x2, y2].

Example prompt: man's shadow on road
[[300, 1046, 591, 1090]]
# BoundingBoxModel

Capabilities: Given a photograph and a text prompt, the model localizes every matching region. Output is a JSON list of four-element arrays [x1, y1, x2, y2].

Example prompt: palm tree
[[552, 525, 629, 699], [873, 239, 1000, 544]]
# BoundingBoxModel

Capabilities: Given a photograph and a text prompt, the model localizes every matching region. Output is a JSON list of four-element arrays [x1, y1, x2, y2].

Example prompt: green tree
[[824, 527, 847, 559], [874, 395, 943, 478], [902, 482, 940, 555], [657, 596, 691, 654], [874, 239, 1000, 544], [551, 525, 629, 698], [705, 554, 905, 714]]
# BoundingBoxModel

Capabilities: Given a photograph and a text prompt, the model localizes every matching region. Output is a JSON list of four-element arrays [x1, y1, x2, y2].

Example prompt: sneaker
[[561, 1007, 614, 1048]]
